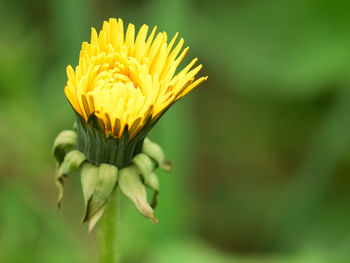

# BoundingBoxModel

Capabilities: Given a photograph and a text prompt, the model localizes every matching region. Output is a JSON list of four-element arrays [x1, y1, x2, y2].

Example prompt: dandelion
[[64, 18, 206, 165], [53, 18, 206, 263]]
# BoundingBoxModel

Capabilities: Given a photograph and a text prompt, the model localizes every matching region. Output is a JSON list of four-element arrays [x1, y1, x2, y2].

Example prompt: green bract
[[52, 124, 172, 230]]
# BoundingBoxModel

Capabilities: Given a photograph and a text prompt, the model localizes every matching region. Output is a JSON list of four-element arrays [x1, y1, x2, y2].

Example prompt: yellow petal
[[64, 18, 206, 139]]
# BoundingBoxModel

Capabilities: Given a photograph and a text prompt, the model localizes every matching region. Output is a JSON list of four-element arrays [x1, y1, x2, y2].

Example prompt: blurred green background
[[1, 0, 350, 262]]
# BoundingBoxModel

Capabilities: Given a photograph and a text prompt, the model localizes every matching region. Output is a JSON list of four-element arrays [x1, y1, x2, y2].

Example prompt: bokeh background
[[1, 0, 350, 262]]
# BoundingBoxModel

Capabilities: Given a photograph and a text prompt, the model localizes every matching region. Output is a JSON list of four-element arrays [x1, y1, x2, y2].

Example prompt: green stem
[[98, 188, 120, 263]]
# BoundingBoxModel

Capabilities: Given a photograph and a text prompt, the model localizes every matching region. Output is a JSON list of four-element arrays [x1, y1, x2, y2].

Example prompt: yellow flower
[[65, 18, 207, 140]]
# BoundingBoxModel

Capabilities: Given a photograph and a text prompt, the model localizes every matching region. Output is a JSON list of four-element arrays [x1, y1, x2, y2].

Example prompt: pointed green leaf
[[145, 172, 159, 191], [55, 165, 65, 209], [132, 153, 160, 209], [53, 130, 77, 163], [56, 150, 85, 208], [80, 162, 99, 221], [132, 153, 154, 180], [88, 203, 108, 233], [59, 150, 86, 176], [142, 137, 172, 172], [119, 165, 158, 223], [142, 138, 164, 164], [145, 172, 159, 209], [83, 163, 118, 223]]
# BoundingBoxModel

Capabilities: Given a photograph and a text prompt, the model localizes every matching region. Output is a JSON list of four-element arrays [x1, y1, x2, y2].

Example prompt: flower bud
[[53, 17, 206, 231]]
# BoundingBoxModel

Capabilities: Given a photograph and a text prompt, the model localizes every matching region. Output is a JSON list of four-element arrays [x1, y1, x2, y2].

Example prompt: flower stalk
[[98, 188, 120, 263]]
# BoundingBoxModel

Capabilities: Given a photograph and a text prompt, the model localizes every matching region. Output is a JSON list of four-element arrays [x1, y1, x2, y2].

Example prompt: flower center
[[90, 61, 138, 90], [82, 55, 154, 137]]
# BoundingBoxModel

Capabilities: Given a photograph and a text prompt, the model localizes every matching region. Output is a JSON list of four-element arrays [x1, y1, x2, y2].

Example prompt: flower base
[[76, 115, 145, 168], [53, 125, 172, 230]]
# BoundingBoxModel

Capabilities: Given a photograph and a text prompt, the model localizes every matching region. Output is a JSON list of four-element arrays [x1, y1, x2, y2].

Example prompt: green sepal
[[53, 130, 77, 164], [119, 165, 158, 223], [145, 172, 159, 191], [145, 172, 159, 209], [56, 150, 86, 208], [76, 115, 145, 168], [142, 138, 173, 172], [55, 167, 65, 209], [88, 203, 108, 233], [59, 150, 86, 176], [80, 162, 99, 217], [80, 163, 111, 233], [132, 153, 159, 208], [82, 163, 118, 227], [132, 153, 154, 179]]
